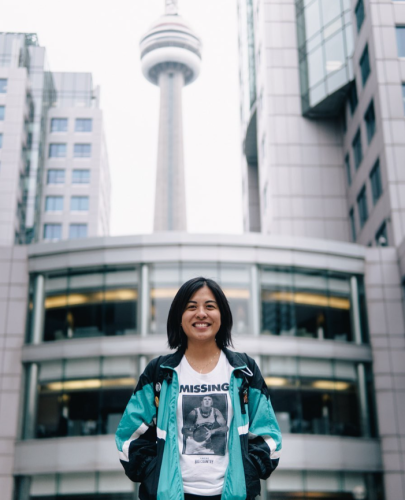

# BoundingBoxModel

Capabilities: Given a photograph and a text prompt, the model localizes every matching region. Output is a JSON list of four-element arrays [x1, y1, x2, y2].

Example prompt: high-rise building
[[0, 33, 111, 245], [237, 0, 405, 498]]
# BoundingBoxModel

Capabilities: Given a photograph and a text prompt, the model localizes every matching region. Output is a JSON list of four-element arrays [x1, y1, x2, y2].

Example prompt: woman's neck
[[185, 340, 220, 361]]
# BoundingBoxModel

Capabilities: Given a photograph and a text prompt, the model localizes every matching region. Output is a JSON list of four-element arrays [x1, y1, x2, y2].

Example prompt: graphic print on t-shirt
[[181, 394, 228, 455]]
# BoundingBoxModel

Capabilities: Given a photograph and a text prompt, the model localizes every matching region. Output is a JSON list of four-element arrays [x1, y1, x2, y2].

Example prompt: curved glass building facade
[[15, 234, 384, 500]]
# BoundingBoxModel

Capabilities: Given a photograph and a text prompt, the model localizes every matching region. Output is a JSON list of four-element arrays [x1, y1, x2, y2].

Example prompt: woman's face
[[181, 286, 221, 346]]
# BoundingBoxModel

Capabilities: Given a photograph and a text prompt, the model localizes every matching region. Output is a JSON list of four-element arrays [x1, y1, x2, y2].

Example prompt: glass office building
[[10, 234, 383, 500]]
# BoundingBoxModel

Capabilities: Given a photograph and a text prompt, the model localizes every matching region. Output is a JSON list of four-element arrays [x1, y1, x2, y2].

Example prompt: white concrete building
[[0, 34, 111, 245], [42, 73, 111, 242], [237, 0, 405, 498]]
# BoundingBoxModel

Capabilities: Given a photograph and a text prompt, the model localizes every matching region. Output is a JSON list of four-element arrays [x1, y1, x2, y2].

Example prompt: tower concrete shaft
[[140, 2, 201, 232], [154, 69, 186, 231]]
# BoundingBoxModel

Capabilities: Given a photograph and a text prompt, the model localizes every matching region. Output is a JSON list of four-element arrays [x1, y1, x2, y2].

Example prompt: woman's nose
[[196, 307, 207, 318]]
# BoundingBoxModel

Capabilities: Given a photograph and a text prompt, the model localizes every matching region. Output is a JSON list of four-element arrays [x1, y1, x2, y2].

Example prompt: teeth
[[195, 323, 209, 327]]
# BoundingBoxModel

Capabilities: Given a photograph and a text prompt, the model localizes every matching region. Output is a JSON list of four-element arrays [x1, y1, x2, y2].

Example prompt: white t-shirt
[[175, 351, 234, 496]]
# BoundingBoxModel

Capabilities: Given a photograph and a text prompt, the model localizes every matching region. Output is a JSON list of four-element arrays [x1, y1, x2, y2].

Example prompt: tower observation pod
[[140, 0, 202, 231]]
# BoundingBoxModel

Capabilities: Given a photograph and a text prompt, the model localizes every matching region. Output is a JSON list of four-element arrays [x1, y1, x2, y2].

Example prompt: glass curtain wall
[[295, 0, 354, 116], [149, 263, 251, 335], [261, 356, 375, 438], [260, 267, 362, 342], [43, 267, 138, 341], [35, 356, 137, 438]]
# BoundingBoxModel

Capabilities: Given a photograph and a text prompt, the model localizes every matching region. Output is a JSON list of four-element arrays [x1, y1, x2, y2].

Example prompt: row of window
[[51, 117, 92, 133], [44, 223, 87, 241], [47, 169, 90, 184], [0, 78, 7, 93], [49, 143, 91, 158], [45, 195, 89, 212], [346, 99, 376, 184], [349, 159, 384, 241]]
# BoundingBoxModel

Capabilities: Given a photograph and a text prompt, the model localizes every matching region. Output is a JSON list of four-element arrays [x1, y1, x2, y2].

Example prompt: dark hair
[[167, 277, 233, 350]]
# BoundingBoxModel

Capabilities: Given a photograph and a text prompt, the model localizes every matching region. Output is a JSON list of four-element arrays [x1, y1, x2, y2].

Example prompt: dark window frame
[[364, 100, 376, 143], [355, 0, 365, 33], [370, 159, 383, 205], [360, 45, 371, 86], [357, 185, 369, 229], [352, 129, 363, 169]]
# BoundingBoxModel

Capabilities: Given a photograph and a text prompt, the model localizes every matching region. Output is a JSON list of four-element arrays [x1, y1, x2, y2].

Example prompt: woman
[[115, 277, 282, 500]]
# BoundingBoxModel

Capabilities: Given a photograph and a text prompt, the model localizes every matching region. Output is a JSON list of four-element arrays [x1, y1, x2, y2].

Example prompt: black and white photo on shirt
[[181, 394, 229, 456]]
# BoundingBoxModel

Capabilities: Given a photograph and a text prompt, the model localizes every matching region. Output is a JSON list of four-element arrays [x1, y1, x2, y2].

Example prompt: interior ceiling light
[[312, 380, 351, 391], [42, 377, 136, 392], [264, 377, 289, 387], [326, 60, 343, 72], [45, 289, 138, 308], [262, 291, 350, 310]]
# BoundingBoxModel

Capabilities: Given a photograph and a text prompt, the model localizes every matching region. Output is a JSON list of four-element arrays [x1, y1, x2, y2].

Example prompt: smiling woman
[[115, 276, 282, 500]]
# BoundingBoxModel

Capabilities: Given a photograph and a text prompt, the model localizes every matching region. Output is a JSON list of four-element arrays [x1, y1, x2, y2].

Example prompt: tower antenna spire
[[165, 0, 178, 15]]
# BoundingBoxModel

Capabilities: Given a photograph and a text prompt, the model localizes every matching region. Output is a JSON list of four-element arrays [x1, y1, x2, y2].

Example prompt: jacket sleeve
[[246, 357, 282, 479], [115, 359, 158, 482]]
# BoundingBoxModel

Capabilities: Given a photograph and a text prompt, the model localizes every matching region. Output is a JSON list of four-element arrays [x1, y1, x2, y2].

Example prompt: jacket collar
[[160, 346, 247, 371]]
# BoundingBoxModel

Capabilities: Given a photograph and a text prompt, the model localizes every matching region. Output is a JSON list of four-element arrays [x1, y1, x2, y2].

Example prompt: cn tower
[[140, 0, 202, 231]]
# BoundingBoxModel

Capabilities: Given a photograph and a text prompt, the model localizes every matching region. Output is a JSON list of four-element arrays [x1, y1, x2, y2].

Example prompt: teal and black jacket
[[115, 348, 282, 500]]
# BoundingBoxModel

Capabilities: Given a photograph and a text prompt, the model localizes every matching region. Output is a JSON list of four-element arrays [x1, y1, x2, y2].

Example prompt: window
[[352, 129, 363, 169], [69, 223, 88, 239], [73, 143, 91, 158], [364, 100, 376, 143], [71, 196, 89, 211], [45, 196, 63, 211], [375, 221, 388, 246], [345, 154, 352, 186], [348, 83, 358, 115], [350, 208, 356, 241], [49, 143, 67, 158], [396, 26, 405, 57], [72, 169, 90, 184], [260, 268, 354, 342], [0, 106, 4, 120], [0, 79, 7, 93], [47, 169, 65, 184], [360, 45, 371, 86], [355, 0, 365, 32], [43, 268, 138, 342], [357, 185, 368, 228], [0, 134, 2, 149], [50, 118, 68, 133], [402, 84, 405, 114], [370, 159, 383, 204], [43, 224, 62, 241], [75, 118, 92, 132]]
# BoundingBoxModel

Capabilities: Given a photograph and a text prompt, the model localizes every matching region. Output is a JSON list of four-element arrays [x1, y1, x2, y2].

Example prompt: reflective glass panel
[[308, 46, 324, 87], [305, 1, 321, 40], [261, 268, 353, 342], [43, 268, 138, 341], [263, 357, 362, 437], [0, 105, 4, 120], [396, 27, 405, 57]]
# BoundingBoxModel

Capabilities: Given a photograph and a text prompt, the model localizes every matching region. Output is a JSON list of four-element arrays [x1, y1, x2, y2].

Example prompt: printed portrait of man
[[181, 394, 228, 455]]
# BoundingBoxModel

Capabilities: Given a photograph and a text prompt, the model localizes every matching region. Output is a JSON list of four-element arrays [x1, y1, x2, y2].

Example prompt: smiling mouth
[[193, 323, 210, 328]]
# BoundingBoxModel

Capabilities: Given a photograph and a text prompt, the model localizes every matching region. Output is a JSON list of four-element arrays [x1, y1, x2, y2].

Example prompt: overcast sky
[[1, 0, 243, 235]]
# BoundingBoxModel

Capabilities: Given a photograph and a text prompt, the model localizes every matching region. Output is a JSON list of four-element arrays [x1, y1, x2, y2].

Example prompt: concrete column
[[357, 363, 371, 438], [23, 363, 39, 439], [250, 264, 260, 336], [154, 69, 187, 231], [350, 276, 362, 345], [350, 277, 370, 436], [140, 264, 149, 337], [31, 274, 45, 344]]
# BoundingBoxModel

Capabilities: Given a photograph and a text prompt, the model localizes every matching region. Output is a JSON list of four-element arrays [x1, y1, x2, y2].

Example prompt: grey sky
[[1, 0, 243, 235]]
